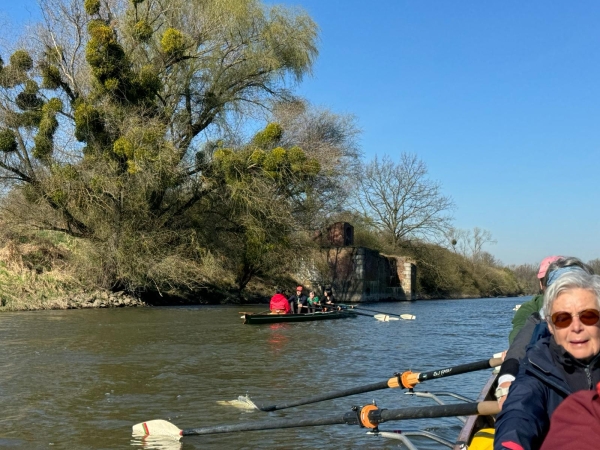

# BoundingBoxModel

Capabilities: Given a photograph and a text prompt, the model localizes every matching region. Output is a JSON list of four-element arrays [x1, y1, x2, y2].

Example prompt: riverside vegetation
[[0, 0, 596, 310]]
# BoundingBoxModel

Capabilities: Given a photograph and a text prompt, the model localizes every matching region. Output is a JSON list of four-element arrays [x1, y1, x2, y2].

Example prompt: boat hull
[[453, 373, 498, 449], [243, 311, 356, 325]]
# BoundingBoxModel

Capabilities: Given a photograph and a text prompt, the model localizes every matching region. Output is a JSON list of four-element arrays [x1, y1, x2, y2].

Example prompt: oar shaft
[[181, 401, 499, 436], [415, 357, 503, 384], [182, 415, 347, 435], [348, 310, 377, 318], [256, 380, 390, 411], [353, 306, 402, 316]]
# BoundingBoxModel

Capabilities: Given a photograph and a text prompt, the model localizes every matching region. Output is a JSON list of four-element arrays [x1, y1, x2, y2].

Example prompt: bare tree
[[447, 226, 497, 263], [354, 153, 454, 248], [272, 100, 361, 225]]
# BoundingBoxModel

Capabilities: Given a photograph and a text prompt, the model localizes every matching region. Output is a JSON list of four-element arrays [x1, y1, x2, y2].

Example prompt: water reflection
[[130, 435, 182, 450], [266, 323, 290, 354]]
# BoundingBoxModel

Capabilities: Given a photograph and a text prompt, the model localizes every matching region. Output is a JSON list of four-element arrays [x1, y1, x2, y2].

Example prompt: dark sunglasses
[[550, 309, 600, 329]]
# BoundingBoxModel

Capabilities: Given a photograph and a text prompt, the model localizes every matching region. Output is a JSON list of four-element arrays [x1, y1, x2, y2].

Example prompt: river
[[0, 296, 524, 449]]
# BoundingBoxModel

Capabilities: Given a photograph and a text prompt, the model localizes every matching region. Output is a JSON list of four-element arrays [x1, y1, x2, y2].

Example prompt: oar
[[228, 355, 503, 412], [373, 314, 415, 321], [133, 400, 500, 438], [336, 309, 414, 321], [239, 310, 270, 318], [351, 306, 416, 320]]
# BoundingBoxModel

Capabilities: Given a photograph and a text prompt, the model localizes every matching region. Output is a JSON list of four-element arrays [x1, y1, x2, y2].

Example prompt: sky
[[1, 0, 600, 266]]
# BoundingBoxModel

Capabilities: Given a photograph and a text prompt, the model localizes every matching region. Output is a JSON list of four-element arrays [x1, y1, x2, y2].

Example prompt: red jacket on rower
[[270, 292, 290, 314], [539, 381, 600, 450]]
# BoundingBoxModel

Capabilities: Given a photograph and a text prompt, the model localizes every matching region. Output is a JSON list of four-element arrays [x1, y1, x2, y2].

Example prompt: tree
[[197, 122, 322, 294], [354, 153, 454, 248], [271, 100, 361, 226], [0, 0, 319, 294], [447, 227, 497, 264]]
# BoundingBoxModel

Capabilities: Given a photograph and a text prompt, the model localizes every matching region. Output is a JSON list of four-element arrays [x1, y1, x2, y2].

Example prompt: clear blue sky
[[2, 0, 600, 266]]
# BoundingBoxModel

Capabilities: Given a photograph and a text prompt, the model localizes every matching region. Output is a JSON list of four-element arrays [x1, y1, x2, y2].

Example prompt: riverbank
[[2, 290, 148, 311], [0, 234, 270, 311]]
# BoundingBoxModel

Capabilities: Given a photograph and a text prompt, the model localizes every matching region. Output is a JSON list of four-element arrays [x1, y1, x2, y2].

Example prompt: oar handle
[[396, 356, 503, 389], [375, 400, 500, 424]]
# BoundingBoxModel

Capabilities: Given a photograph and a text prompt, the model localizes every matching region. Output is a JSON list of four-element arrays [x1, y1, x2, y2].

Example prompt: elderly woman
[[496, 257, 594, 408], [494, 270, 600, 450]]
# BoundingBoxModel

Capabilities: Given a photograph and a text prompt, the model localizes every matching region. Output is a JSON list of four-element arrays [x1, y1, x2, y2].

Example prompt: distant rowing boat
[[242, 310, 356, 325]]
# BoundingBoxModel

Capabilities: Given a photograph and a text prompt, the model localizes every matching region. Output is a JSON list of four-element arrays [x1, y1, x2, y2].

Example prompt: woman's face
[[309, 292, 314, 298], [549, 288, 600, 359]]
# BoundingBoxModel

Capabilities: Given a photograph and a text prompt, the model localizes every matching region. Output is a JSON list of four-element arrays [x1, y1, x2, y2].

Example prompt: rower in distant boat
[[321, 289, 336, 311], [307, 291, 320, 313], [288, 285, 308, 314], [269, 288, 290, 314]]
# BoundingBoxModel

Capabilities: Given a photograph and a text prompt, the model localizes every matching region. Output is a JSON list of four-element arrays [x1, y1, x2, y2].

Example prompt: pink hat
[[537, 256, 562, 279], [296, 286, 303, 290]]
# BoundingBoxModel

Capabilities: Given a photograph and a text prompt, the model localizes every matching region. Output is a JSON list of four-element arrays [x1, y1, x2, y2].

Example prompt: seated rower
[[307, 291, 320, 313], [497, 257, 594, 409], [540, 381, 600, 450], [269, 289, 290, 314], [494, 270, 600, 450], [288, 285, 308, 314], [321, 290, 335, 311]]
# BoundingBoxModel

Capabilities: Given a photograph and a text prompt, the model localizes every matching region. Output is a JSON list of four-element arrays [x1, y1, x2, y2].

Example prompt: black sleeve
[[499, 313, 542, 378]]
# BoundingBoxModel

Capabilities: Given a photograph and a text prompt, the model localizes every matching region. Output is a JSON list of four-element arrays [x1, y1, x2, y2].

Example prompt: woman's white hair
[[544, 270, 600, 319]]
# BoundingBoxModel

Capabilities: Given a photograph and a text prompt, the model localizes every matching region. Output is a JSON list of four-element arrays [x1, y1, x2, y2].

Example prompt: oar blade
[[132, 419, 183, 439], [400, 314, 416, 320], [216, 395, 260, 410], [374, 314, 399, 321]]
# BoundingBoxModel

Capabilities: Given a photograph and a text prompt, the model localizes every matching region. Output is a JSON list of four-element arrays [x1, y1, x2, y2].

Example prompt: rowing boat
[[242, 310, 356, 325], [453, 372, 497, 449]]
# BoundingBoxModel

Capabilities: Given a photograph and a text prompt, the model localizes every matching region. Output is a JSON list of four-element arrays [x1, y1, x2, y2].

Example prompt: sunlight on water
[[0, 299, 523, 449]]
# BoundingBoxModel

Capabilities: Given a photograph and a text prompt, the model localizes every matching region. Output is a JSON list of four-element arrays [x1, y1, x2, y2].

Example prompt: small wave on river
[[0, 297, 525, 449]]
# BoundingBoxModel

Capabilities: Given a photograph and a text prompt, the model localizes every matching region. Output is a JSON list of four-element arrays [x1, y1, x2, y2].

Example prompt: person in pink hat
[[287, 285, 308, 314], [508, 256, 562, 344]]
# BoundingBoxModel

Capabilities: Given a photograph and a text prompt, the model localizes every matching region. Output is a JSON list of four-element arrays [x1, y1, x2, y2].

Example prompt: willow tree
[[0, 0, 318, 293]]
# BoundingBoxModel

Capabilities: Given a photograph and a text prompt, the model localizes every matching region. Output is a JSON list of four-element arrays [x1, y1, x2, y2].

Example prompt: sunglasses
[[550, 309, 600, 329]]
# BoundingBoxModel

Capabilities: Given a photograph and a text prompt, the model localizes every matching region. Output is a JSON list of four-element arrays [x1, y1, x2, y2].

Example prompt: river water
[[0, 296, 524, 449]]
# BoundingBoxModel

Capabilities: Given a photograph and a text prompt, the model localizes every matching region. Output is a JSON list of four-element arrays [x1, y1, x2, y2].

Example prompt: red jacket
[[540, 382, 600, 450], [269, 293, 290, 313]]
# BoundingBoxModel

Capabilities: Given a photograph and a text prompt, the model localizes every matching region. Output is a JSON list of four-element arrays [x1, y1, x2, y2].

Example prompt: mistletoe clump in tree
[[204, 122, 321, 292], [0, 0, 318, 295]]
